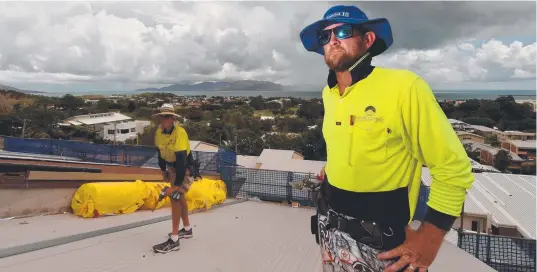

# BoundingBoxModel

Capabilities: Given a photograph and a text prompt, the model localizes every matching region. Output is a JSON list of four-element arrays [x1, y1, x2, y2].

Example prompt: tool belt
[[310, 183, 400, 251]]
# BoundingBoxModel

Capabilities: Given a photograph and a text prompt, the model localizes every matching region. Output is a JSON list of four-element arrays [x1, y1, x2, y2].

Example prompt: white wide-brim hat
[[152, 103, 182, 119]]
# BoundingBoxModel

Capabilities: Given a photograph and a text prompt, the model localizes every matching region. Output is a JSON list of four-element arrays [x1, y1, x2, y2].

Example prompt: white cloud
[[0, 2, 534, 92], [374, 40, 536, 84]]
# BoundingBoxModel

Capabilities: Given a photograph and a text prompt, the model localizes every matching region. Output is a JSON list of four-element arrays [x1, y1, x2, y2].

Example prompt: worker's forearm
[[174, 151, 187, 185], [424, 207, 457, 231], [156, 149, 166, 171]]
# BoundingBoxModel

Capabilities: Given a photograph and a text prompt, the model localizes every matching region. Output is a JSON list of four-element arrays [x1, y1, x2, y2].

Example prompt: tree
[[297, 102, 324, 120], [463, 143, 480, 161], [276, 117, 308, 133], [0, 95, 12, 115], [127, 101, 137, 112], [249, 96, 265, 110], [485, 135, 500, 147], [185, 109, 204, 122], [521, 163, 536, 175], [59, 94, 85, 112], [233, 129, 264, 155], [265, 101, 282, 110], [495, 149, 512, 173]]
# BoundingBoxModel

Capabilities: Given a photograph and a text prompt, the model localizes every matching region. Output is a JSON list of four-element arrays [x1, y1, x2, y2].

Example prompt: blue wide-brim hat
[[300, 5, 393, 56]]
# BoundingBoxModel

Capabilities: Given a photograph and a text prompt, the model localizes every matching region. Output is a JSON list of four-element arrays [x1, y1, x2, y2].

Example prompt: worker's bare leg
[[180, 196, 190, 227], [171, 197, 181, 236]]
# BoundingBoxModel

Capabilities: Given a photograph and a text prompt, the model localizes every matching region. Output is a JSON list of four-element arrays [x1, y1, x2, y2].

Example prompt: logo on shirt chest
[[353, 105, 384, 124]]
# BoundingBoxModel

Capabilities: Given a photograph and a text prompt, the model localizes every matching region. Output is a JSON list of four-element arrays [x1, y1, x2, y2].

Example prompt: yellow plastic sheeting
[[71, 178, 227, 218], [71, 180, 148, 218], [141, 182, 172, 211], [184, 178, 227, 211]]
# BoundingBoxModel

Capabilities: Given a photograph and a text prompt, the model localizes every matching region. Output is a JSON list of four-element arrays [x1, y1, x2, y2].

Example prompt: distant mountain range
[[0, 84, 44, 94], [135, 80, 284, 92]]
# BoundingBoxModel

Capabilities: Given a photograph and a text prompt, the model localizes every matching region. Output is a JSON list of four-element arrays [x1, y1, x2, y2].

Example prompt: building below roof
[[463, 140, 523, 161], [63, 112, 132, 126], [505, 140, 536, 150], [469, 158, 500, 172]]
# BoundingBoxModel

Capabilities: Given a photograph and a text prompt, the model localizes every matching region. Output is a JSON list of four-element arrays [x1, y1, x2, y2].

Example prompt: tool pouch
[[311, 214, 319, 244]]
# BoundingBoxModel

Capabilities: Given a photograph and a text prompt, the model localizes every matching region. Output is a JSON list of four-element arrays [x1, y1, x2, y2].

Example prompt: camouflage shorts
[[317, 210, 396, 272]]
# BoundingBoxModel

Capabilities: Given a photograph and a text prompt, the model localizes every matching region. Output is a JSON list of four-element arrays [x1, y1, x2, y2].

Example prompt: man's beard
[[324, 49, 360, 72]]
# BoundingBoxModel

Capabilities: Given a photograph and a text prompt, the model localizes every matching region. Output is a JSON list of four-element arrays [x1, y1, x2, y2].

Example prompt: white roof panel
[[259, 159, 325, 174], [257, 149, 301, 164], [421, 167, 536, 239], [508, 140, 536, 149], [470, 125, 499, 133], [65, 112, 132, 125], [236, 155, 259, 168]]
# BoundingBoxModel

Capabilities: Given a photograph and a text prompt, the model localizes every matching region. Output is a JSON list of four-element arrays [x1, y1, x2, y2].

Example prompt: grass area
[[254, 110, 275, 117]]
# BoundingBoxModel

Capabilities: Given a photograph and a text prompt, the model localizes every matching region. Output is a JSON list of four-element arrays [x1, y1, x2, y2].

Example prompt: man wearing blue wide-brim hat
[[302, 5, 474, 272]]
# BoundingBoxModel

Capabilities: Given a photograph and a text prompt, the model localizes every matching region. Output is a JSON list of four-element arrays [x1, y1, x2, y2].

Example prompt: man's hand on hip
[[377, 222, 446, 272]]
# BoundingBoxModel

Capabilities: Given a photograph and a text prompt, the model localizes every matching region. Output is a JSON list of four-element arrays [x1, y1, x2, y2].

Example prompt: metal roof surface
[[259, 159, 326, 175], [0, 201, 494, 272], [65, 112, 132, 125], [257, 149, 301, 164], [421, 167, 536, 239], [236, 155, 259, 168], [470, 125, 499, 133], [508, 140, 536, 149]]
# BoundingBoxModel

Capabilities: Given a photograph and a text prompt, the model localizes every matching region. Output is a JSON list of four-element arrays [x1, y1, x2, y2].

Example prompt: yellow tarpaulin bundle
[[71, 178, 227, 218]]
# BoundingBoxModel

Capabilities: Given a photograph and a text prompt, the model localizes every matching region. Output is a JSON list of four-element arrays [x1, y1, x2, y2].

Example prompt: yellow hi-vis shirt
[[155, 123, 191, 163], [322, 67, 474, 220]]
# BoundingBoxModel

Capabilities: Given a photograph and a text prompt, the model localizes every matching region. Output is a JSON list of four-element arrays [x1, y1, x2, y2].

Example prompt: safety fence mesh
[[219, 165, 316, 206], [458, 231, 536, 272], [2, 136, 237, 172]]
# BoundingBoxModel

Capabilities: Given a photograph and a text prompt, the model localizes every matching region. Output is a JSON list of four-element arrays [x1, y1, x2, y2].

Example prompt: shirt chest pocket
[[348, 124, 389, 166], [157, 140, 177, 161]]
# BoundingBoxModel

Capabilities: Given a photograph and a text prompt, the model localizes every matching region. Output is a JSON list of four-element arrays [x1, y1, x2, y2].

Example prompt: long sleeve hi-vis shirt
[[155, 124, 191, 186], [321, 55, 475, 231]]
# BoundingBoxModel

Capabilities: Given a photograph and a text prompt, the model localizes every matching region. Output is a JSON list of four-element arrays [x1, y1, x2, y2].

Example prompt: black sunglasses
[[317, 24, 355, 46]]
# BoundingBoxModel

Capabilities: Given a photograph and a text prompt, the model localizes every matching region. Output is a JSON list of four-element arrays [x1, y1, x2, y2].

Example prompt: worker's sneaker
[[179, 228, 193, 239], [153, 238, 180, 253], [168, 228, 193, 239]]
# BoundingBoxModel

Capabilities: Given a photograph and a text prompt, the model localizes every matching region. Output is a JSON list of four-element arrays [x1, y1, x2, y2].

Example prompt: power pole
[[235, 135, 237, 152], [114, 122, 117, 145], [21, 119, 27, 138]]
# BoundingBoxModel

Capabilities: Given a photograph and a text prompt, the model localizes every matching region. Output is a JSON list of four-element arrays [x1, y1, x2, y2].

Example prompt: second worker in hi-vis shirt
[[299, 5, 475, 272]]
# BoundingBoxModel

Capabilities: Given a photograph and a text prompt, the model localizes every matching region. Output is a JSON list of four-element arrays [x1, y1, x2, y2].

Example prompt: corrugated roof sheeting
[[421, 167, 536, 239], [66, 113, 132, 126]]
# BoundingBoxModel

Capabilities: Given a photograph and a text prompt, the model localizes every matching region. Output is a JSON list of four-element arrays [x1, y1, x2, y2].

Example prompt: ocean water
[[40, 89, 535, 101]]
